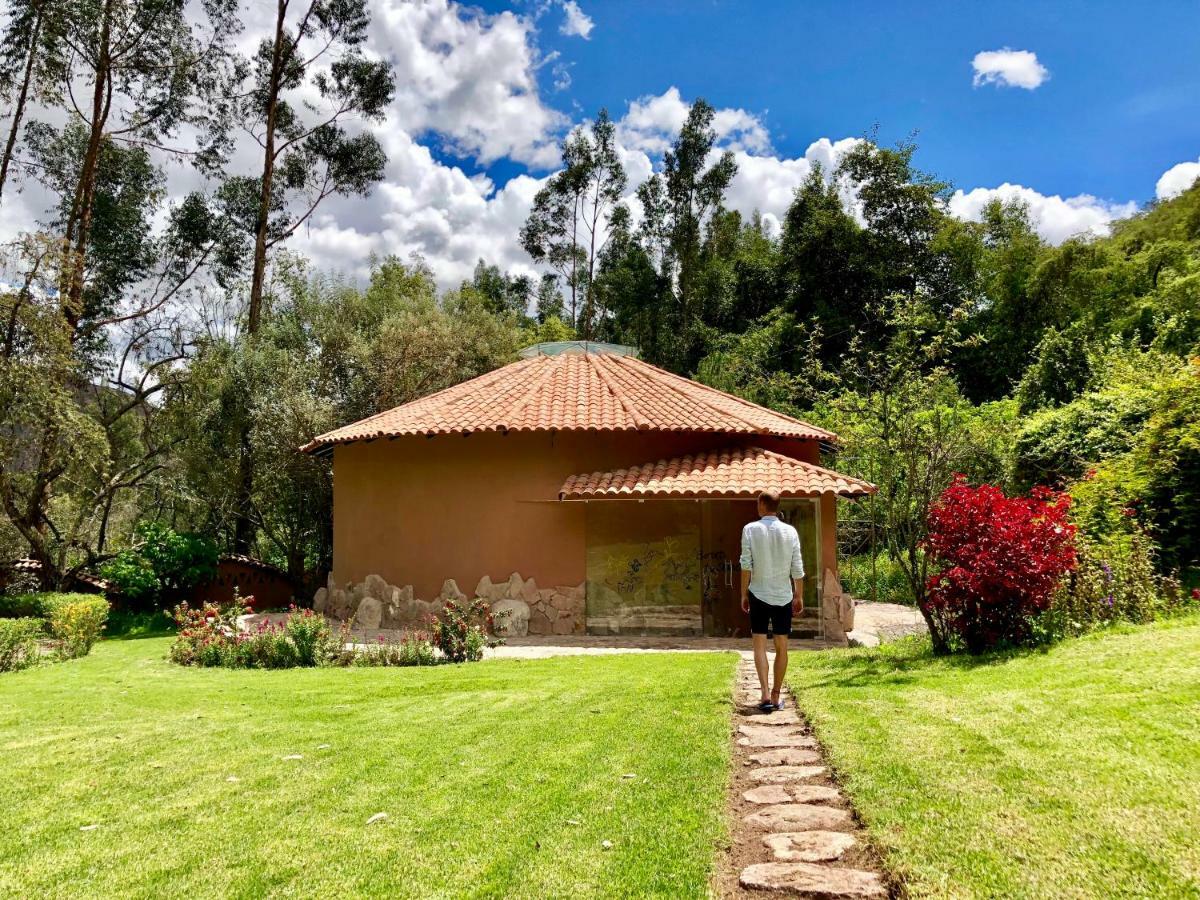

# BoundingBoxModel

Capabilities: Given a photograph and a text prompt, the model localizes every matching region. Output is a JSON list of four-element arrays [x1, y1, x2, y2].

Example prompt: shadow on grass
[[800, 635, 1056, 690]]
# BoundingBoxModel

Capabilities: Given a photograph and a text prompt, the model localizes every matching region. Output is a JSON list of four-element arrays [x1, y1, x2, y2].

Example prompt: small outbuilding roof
[[302, 346, 836, 452], [558, 446, 877, 500]]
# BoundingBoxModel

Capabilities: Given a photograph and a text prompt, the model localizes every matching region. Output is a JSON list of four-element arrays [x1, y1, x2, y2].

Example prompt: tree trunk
[[233, 0, 287, 553], [0, 1, 42, 204], [63, 0, 114, 330]]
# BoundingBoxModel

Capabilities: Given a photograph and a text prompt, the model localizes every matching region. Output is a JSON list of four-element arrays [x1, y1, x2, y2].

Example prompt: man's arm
[[739, 525, 753, 613], [790, 528, 805, 612]]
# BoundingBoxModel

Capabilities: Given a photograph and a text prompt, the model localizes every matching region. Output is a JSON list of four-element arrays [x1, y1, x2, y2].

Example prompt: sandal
[[756, 700, 775, 712]]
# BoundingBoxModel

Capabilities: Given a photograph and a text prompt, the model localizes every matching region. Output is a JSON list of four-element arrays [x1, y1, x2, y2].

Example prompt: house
[[301, 342, 874, 640]]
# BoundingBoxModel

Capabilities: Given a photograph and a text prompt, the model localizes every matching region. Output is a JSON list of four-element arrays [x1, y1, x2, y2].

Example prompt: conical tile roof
[[302, 349, 836, 452]]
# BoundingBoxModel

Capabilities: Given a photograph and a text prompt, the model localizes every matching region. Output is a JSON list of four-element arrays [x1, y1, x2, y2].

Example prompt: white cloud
[[375, 0, 567, 168], [971, 48, 1049, 90], [724, 138, 864, 235], [948, 183, 1137, 244], [618, 87, 771, 155], [1156, 157, 1200, 199], [559, 1, 594, 39]]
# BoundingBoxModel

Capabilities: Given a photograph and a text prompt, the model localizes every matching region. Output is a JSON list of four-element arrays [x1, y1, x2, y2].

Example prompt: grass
[[0, 638, 737, 898], [786, 615, 1200, 899]]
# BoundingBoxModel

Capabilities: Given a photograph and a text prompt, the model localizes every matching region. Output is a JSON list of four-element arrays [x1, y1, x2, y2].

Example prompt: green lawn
[[0, 639, 736, 898], [787, 615, 1200, 899]]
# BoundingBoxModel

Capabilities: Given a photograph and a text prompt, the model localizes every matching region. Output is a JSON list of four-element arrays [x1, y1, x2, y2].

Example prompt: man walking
[[739, 490, 804, 712]]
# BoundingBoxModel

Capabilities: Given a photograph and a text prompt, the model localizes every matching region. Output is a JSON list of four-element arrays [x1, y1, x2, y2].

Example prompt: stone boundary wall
[[312, 571, 584, 637]]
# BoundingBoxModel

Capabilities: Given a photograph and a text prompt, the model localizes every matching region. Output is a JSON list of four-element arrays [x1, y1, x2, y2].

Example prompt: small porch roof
[[558, 446, 877, 501]]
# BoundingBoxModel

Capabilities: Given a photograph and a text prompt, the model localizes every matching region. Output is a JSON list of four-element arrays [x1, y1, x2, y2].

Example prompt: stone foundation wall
[[312, 570, 585, 637]]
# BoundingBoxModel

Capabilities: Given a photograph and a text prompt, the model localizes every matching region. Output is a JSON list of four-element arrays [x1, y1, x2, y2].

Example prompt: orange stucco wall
[[331, 430, 840, 601]]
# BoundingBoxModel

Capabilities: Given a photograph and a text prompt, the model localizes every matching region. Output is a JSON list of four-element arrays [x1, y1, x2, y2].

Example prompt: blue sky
[[474, 0, 1199, 204], [9, 0, 1197, 288]]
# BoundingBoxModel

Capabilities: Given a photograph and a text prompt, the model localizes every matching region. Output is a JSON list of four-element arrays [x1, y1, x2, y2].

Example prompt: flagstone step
[[748, 765, 828, 783], [739, 724, 806, 739], [748, 748, 822, 766], [739, 861, 886, 898], [738, 732, 818, 749], [743, 784, 842, 805], [762, 831, 857, 863], [744, 803, 852, 832], [739, 709, 803, 726]]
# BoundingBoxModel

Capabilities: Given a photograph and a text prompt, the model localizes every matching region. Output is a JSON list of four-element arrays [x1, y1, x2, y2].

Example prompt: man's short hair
[[757, 490, 781, 512]]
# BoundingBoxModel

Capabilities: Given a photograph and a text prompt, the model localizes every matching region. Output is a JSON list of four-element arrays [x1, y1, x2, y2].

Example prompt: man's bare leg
[[771, 633, 789, 707], [752, 633, 771, 703]]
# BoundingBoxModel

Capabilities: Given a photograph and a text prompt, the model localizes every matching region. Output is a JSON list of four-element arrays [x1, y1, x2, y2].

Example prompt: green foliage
[[351, 632, 437, 667], [1038, 531, 1192, 643], [100, 522, 218, 609], [46, 596, 108, 659], [1013, 324, 1096, 414], [0, 591, 101, 620], [840, 553, 917, 605], [0, 618, 42, 672]]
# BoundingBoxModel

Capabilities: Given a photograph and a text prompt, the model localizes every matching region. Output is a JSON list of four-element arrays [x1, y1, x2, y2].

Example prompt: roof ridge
[[624, 356, 837, 439], [590, 352, 652, 430]]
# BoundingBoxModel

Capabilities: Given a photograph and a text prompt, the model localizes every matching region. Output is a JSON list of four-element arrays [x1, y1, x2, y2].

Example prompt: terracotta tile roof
[[302, 350, 836, 451], [558, 446, 876, 500]]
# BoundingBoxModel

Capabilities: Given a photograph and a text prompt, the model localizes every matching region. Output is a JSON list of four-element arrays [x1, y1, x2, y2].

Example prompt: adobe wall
[[331, 430, 840, 612]]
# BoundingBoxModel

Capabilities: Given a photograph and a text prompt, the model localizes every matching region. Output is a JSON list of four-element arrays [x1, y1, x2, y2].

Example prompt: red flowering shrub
[[924, 475, 1078, 653]]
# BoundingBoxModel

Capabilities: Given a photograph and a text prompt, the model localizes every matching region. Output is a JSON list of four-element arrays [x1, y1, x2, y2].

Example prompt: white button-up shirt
[[740, 515, 804, 606]]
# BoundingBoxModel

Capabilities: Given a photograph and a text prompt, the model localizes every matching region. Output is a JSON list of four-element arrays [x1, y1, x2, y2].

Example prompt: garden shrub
[[430, 598, 502, 663], [353, 632, 437, 667], [0, 618, 43, 673], [101, 522, 219, 610], [1040, 529, 1193, 641], [841, 553, 916, 605], [924, 476, 1077, 653], [46, 596, 109, 659]]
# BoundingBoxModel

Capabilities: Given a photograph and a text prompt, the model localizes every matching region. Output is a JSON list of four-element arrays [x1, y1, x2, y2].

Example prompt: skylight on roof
[[518, 341, 639, 358]]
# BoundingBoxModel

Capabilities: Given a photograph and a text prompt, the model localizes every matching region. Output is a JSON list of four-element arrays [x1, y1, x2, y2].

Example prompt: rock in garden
[[749, 748, 822, 766], [364, 574, 390, 602], [366, 812, 388, 826], [312, 588, 327, 613], [739, 861, 885, 898], [748, 765, 828, 783], [438, 579, 466, 603], [491, 598, 530, 637], [744, 804, 851, 831], [474, 574, 493, 599], [762, 831, 856, 863], [356, 597, 383, 630]]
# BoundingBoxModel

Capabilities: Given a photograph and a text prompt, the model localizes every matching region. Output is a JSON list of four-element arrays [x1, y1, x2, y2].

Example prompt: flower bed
[[169, 597, 501, 669]]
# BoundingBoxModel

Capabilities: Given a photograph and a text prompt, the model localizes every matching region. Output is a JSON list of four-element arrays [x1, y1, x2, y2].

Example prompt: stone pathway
[[721, 656, 889, 898]]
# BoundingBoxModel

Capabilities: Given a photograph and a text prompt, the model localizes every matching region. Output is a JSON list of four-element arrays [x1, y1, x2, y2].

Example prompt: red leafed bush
[[924, 475, 1078, 653]]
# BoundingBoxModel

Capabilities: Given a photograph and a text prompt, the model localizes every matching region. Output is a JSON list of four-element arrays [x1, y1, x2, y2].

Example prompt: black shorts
[[749, 592, 793, 637]]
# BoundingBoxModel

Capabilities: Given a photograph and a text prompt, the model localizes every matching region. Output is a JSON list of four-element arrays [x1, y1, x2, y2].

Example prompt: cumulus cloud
[[1156, 157, 1200, 199], [948, 183, 1137, 244], [724, 138, 864, 234], [618, 87, 772, 155], [374, 0, 567, 168], [971, 48, 1049, 90], [559, 0, 594, 39]]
